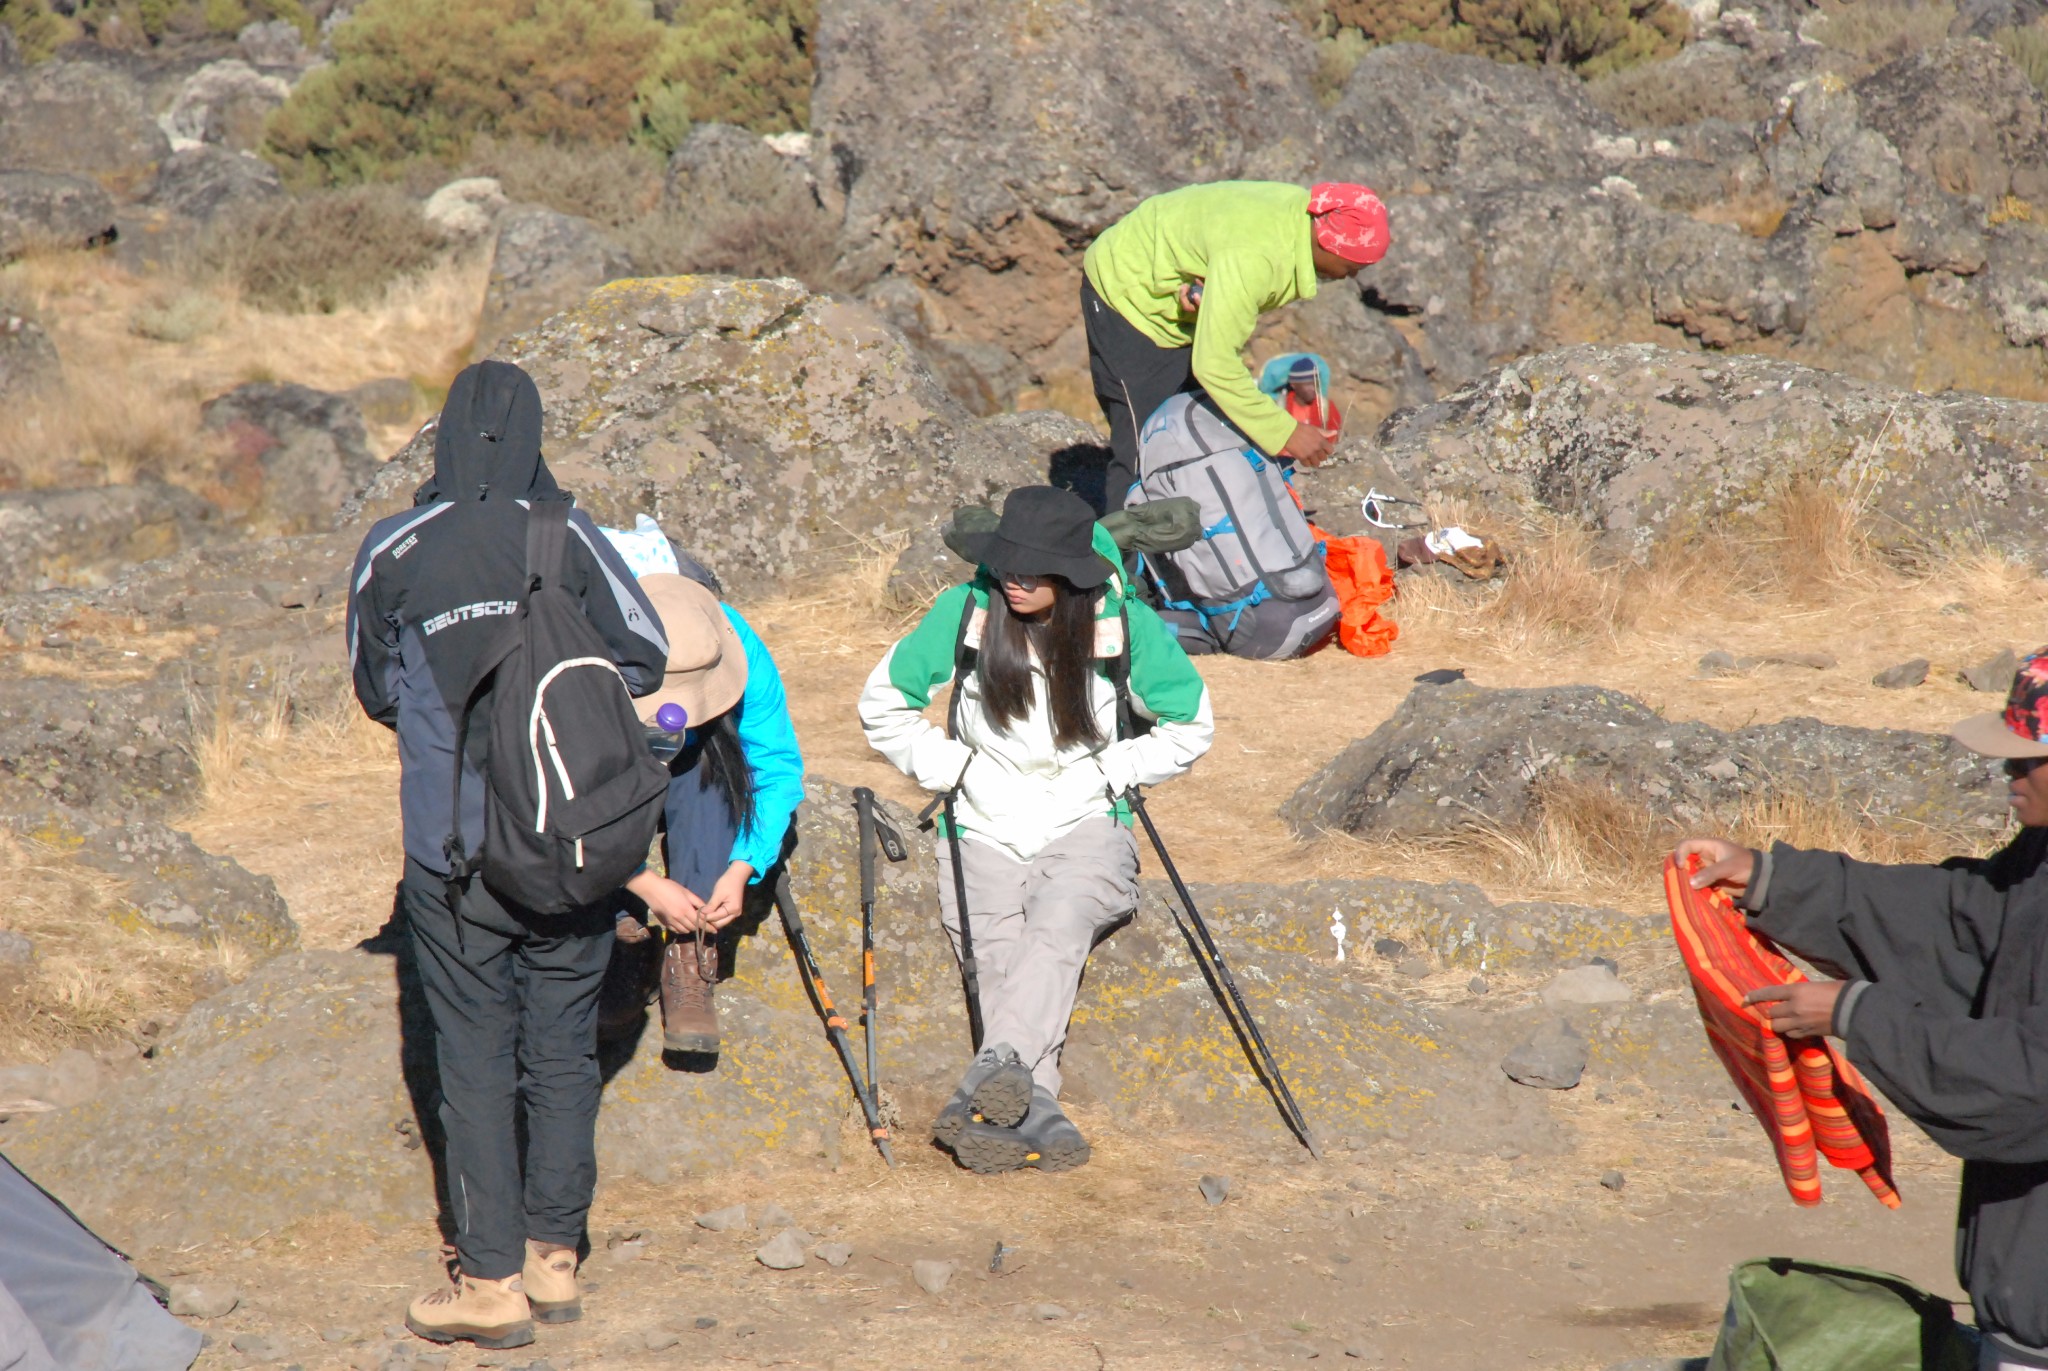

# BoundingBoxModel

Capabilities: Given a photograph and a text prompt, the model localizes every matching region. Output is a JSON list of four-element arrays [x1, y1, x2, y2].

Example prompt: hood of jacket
[[414, 360, 562, 505]]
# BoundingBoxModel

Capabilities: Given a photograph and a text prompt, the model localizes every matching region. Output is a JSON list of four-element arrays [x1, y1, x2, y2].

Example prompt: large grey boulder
[[1301, 343, 2048, 568], [0, 171, 117, 260], [474, 204, 635, 355], [1284, 680, 2009, 842], [0, 61, 169, 200], [157, 59, 292, 154], [145, 146, 285, 226], [0, 312, 59, 403], [1855, 38, 2048, 204], [349, 275, 1098, 597], [199, 382, 378, 536], [9, 780, 1675, 1246]]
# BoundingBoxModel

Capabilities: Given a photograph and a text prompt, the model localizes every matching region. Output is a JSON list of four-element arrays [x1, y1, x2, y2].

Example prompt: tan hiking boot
[[522, 1240, 581, 1324], [661, 932, 720, 1053], [404, 1272, 533, 1349]]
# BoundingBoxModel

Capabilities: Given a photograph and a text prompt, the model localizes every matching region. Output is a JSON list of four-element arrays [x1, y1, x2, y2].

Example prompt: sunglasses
[[998, 572, 1049, 590], [2006, 757, 2048, 780], [1362, 489, 1427, 530]]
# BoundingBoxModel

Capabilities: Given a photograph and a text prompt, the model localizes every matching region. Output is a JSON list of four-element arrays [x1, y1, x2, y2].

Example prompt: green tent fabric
[[1707, 1258, 1979, 1371]]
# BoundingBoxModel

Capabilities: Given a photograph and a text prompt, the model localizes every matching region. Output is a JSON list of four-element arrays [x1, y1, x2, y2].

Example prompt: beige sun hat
[[635, 573, 747, 728], [1949, 647, 2048, 760]]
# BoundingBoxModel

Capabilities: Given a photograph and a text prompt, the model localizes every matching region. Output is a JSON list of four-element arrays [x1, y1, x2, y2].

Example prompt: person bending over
[[348, 362, 668, 1349], [1082, 181, 1388, 510], [603, 571, 804, 1055], [858, 486, 1214, 1172], [1678, 650, 2048, 1371]]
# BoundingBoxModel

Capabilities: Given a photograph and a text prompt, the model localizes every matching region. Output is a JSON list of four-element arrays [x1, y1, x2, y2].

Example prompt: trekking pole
[[851, 787, 906, 1131], [1126, 789, 1322, 1160], [771, 867, 895, 1167], [939, 791, 986, 1051]]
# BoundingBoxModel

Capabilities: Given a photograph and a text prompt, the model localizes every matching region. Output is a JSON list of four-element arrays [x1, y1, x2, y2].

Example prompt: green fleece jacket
[[1083, 181, 1318, 456], [857, 528, 1214, 862]]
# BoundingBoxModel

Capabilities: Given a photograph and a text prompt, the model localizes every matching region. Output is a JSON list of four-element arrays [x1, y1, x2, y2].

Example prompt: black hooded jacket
[[347, 361, 669, 875], [1743, 827, 2048, 1346]]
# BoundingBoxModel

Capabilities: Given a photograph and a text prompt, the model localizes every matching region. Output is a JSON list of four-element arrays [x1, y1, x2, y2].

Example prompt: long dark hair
[[976, 575, 1106, 751], [686, 711, 756, 832]]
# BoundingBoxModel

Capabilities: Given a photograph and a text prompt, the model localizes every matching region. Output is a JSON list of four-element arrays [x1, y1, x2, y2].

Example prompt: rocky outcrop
[[475, 204, 636, 355], [0, 171, 117, 260], [10, 780, 1693, 1245], [1300, 342, 2048, 566], [0, 61, 169, 200], [1284, 680, 2009, 842], [199, 382, 379, 536], [0, 483, 224, 595], [808, 5, 2048, 424], [351, 275, 1100, 597]]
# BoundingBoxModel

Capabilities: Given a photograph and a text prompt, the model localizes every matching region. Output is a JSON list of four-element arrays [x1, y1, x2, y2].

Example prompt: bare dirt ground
[[146, 524, 2038, 1369]]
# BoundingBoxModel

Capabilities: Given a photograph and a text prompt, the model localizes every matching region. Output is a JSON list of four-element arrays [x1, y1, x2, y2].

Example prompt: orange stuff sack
[[1311, 524, 1397, 658], [1663, 854, 1900, 1210]]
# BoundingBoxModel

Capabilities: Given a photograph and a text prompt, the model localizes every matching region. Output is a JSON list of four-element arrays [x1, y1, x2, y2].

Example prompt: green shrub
[[264, 0, 664, 187], [616, 151, 836, 287], [1804, 0, 1957, 64], [636, 0, 817, 141], [1315, 0, 1687, 77], [0, 0, 70, 60], [199, 184, 448, 312]]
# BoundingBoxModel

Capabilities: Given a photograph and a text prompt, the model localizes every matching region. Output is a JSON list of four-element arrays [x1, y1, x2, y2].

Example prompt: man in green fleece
[[1082, 180, 1391, 510]]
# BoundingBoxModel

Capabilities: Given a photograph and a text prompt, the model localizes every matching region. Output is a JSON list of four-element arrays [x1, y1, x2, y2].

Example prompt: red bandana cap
[[1308, 182, 1390, 266]]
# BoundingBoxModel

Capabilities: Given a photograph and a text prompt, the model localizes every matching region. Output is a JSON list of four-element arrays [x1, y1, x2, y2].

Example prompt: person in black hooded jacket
[[1680, 650, 2048, 1371], [347, 361, 668, 1349]]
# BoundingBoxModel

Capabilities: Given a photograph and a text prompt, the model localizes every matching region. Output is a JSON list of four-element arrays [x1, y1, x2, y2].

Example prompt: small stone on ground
[[1962, 648, 2019, 692], [913, 1258, 956, 1295], [1502, 1021, 1589, 1090], [167, 1283, 239, 1319], [1199, 1173, 1232, 1205], [755, 1227, 808, 1270], [1873, 658, 1929, 689], [815, 1241, 853, 1267], [1601, 1169, 1626, 1191], [695, 1204, 747, 1232]]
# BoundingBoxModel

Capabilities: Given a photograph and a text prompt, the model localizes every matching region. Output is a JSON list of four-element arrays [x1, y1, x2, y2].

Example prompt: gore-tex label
[[389, 533, 419, 559], [422, 600, 518, 635]]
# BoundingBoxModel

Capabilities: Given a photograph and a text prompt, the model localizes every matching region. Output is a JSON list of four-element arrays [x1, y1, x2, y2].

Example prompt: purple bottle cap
[[655, 702, 689, 733]]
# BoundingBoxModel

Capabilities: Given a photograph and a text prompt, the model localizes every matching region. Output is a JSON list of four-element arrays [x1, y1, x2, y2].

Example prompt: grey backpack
[[1128, 392, 1332, 629]]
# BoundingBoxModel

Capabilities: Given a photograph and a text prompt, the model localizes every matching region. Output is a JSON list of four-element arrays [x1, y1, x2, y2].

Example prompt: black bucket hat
[[952, 485, 1113, 589]]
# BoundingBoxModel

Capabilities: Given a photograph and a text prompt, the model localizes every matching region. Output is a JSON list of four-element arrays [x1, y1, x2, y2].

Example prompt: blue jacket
[[661, 605, 804, 893]]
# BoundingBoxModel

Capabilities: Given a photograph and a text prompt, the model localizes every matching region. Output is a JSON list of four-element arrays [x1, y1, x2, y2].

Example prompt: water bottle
[[645, 702, 688, 763]]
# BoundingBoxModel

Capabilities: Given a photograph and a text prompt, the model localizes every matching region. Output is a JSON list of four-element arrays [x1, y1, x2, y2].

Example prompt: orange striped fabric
[[1663, 855, 1900, 1209]]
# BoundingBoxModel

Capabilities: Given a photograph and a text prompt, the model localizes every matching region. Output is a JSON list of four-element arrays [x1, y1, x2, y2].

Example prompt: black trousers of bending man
[[403, 858, 617, 1279], [1082, 278, 1195, 513]]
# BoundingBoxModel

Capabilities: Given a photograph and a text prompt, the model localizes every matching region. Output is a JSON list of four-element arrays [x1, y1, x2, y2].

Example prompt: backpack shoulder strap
[[1106, 602, 1139, 743], [526, 496, 573, 592]]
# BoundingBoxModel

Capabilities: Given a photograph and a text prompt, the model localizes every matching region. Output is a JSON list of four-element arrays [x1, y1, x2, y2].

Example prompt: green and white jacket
[[858, 531, 1214, 863]]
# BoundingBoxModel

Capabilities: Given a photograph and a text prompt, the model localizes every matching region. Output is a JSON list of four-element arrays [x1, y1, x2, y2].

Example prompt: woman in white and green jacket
[[858, 486, 1214, 1173]]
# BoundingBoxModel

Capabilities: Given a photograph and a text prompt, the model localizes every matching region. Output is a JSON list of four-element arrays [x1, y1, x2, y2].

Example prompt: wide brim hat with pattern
[[1950, 647, 2048, 759], [634, 573, 747, 728]]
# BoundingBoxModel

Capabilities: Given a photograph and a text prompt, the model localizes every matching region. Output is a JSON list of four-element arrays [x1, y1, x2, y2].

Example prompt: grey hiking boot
[[953, 1088, 1090, 1174], [932, 1043, 1033, 1145]]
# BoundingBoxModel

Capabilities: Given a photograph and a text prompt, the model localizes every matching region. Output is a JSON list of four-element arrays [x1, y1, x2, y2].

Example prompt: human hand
[[698, 861, 756, 931], [1279, 421, 1333, 466], [1744, 981, 1845, 1037], [1674, 837, 1754, 895], [1177, 280, 1203, 316], [626, 869, 704, 934]]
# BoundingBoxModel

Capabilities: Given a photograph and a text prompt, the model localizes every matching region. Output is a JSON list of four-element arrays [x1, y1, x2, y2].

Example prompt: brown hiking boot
[[660, 932, 720, 1054], [404, 1272, 533, 1349], [522, 1239, 581, 1324], [596, 924, 659, 1044]]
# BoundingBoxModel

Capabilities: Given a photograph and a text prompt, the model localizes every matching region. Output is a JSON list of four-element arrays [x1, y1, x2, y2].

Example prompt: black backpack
[[446, 499, 670, 914]]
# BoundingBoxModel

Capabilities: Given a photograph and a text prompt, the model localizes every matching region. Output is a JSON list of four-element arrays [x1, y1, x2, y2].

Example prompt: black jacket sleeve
[[564, 508, 670, 695], [1753, 834, 2048, 1164], [347, 529, 399, 729], [1747, 841, 2009, 1012]]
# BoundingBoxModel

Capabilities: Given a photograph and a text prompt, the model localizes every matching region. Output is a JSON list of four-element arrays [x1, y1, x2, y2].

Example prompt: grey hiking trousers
[[936, 817, 1140, 1094]]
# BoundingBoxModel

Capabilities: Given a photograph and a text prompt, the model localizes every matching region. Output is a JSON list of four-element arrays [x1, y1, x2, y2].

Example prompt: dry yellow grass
[[0, 246, 485, 487]]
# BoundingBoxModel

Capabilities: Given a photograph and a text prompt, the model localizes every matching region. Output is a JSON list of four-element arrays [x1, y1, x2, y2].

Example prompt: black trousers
[[403, 858, 617, 1279], [1082, 277, 1194, 512]]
